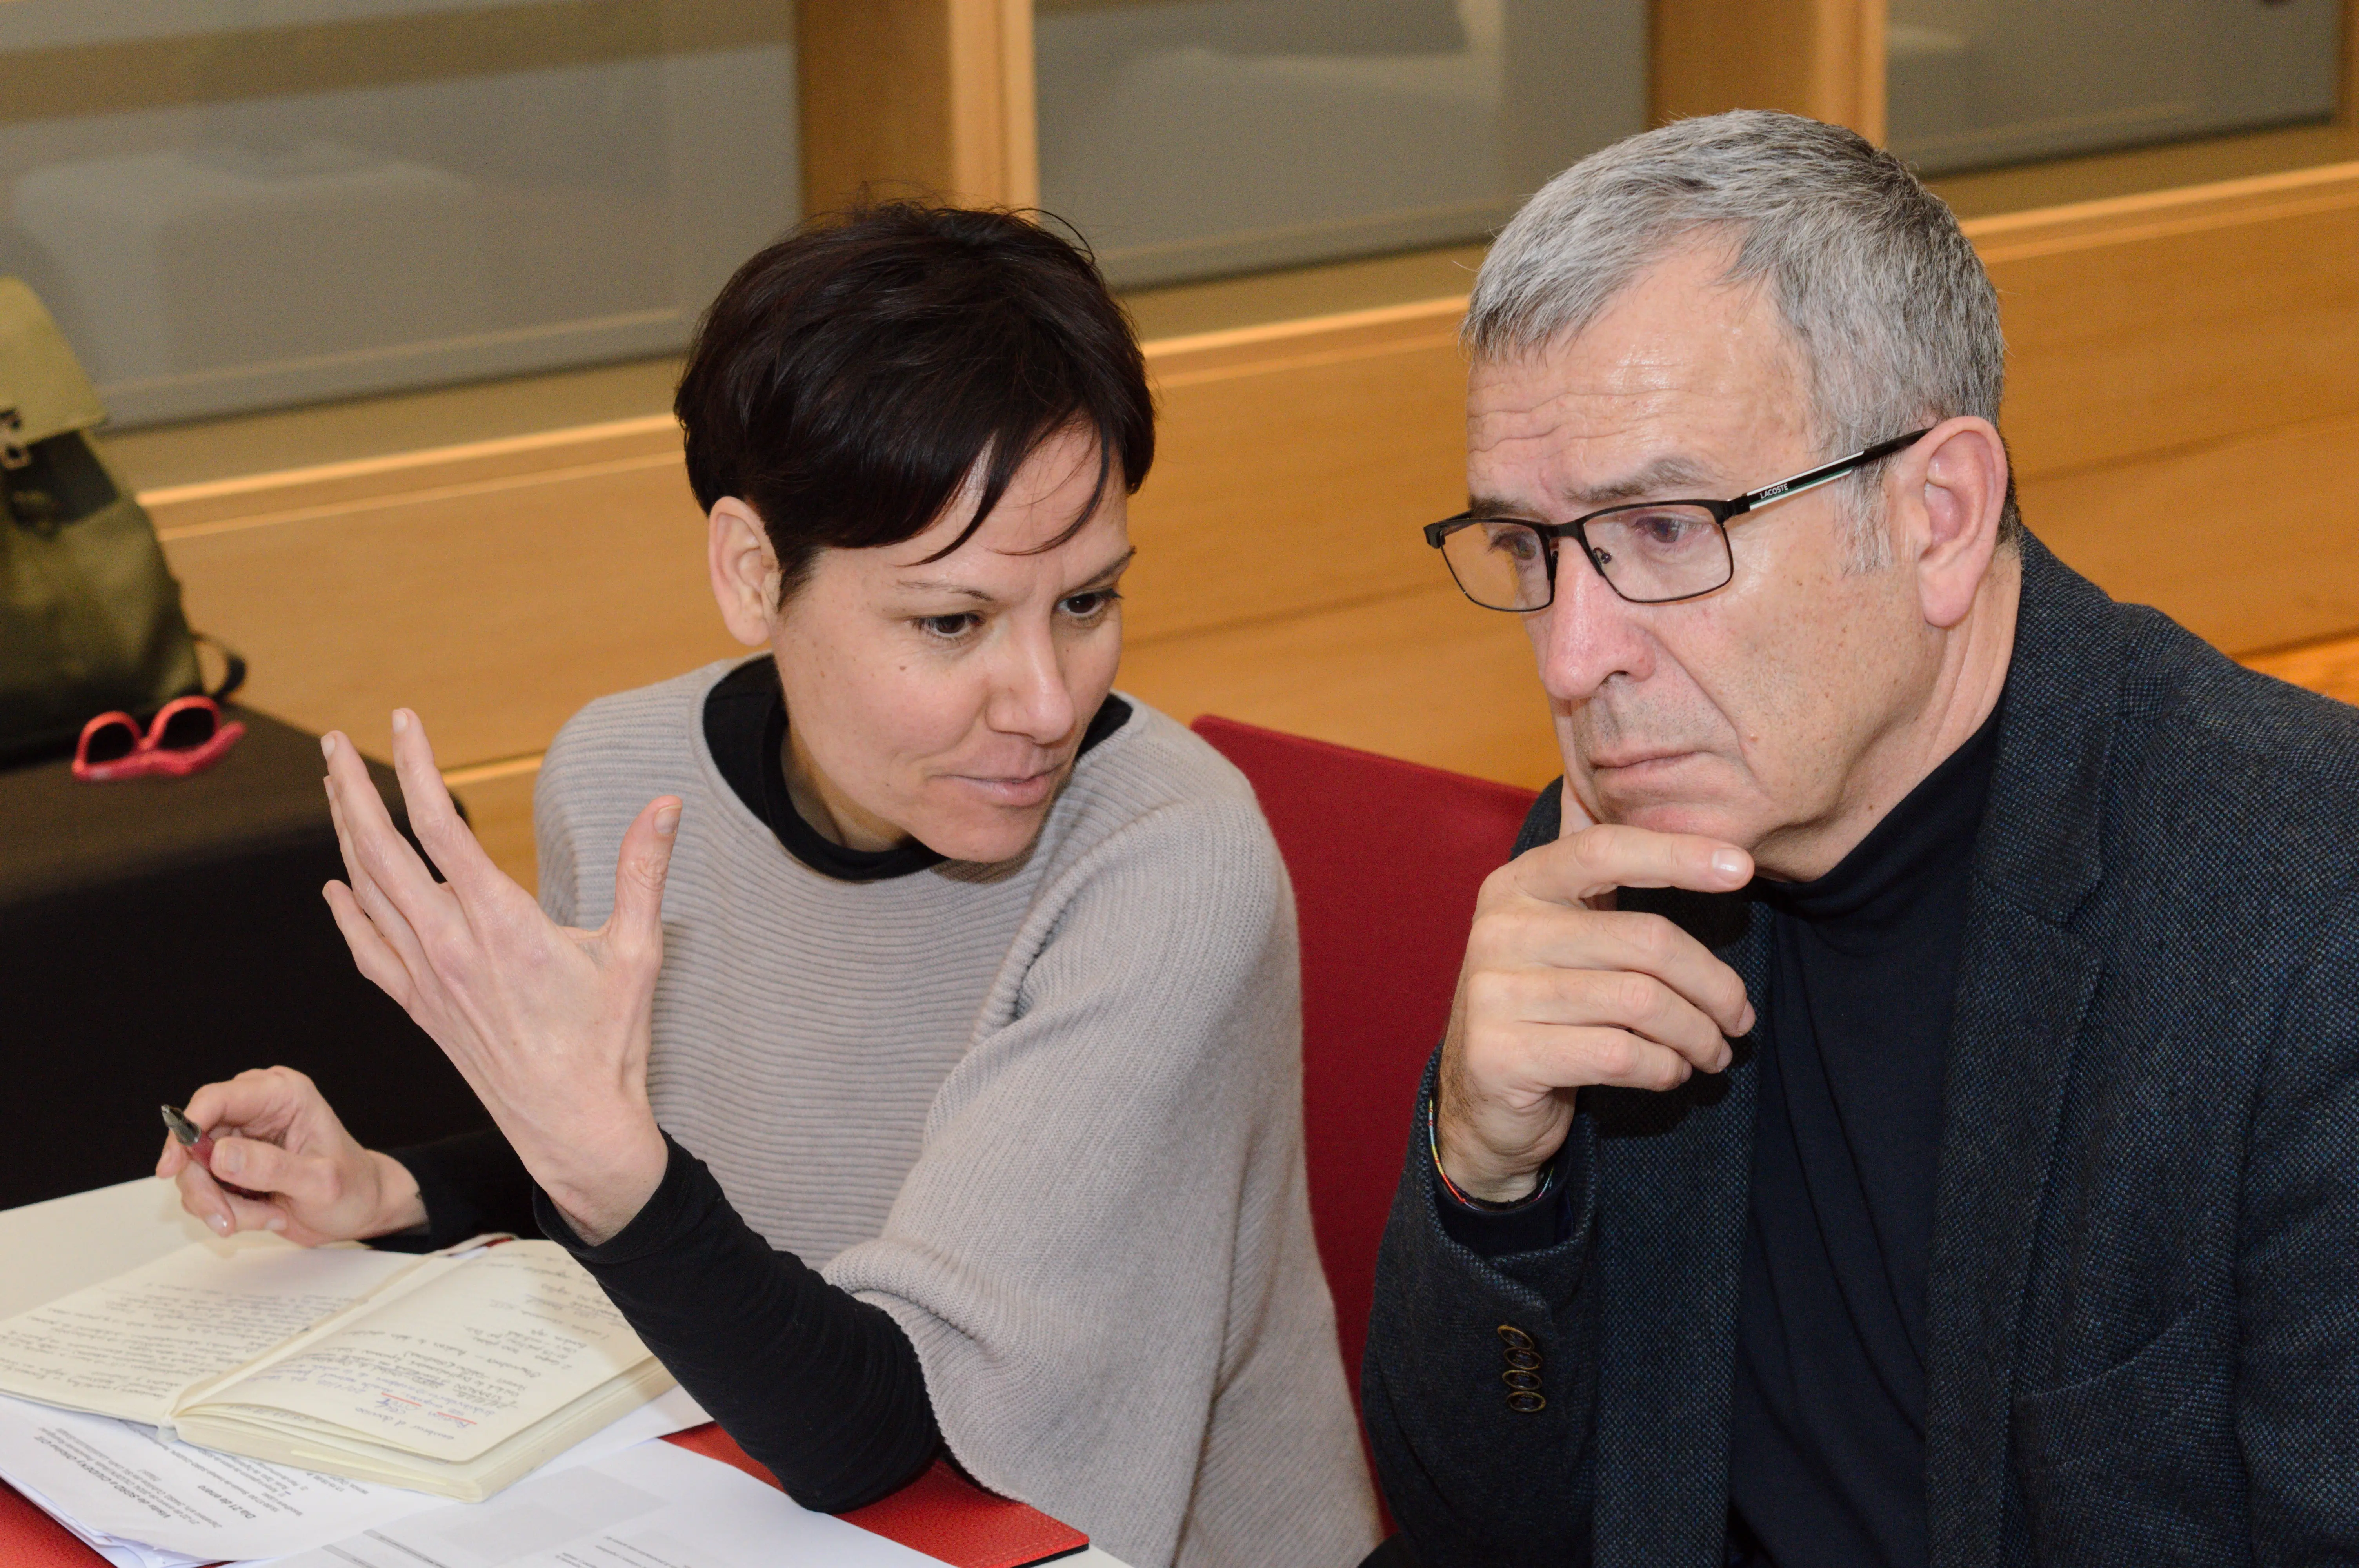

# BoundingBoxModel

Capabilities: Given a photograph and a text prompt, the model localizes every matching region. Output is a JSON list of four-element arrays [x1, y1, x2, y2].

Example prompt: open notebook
[[0, 1238, 669, 1502]]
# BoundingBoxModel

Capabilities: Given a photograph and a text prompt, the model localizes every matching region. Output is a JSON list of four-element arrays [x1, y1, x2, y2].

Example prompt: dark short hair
[[676, 204, 1154, 601]]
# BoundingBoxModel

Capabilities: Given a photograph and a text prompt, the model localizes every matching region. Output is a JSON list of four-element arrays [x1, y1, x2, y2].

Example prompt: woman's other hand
[[318, 710, 674, 1244], [157, 1066, 426, 1245]]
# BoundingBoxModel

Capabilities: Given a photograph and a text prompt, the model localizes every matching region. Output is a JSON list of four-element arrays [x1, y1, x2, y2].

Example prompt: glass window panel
[[1888, 0, 2342, 175], [0, 1, 797, 427], [1035, 0, 1647, 288]]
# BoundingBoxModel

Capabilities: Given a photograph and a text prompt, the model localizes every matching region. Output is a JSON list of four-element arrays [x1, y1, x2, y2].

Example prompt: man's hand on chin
[[1435, 813, 1758, 1205]]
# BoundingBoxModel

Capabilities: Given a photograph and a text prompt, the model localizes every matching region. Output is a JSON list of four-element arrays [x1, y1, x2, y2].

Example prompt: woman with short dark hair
[[159, 206, 1381, 1568]]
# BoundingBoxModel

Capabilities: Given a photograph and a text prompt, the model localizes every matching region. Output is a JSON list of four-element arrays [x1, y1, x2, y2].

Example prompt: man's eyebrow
[[1468, 455, 1724, 518]]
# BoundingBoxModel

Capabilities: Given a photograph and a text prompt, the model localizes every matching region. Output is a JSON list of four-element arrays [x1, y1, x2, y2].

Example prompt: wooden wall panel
[[2019, 412, 2359, 655], [798, 0, 1036, 210], [154, 439, 739, 771], [1125, 302, 1467, 646], [2243, 633, 2359, 708], [1652, 0, 1885, 141], [1121, 582, 1561, 790], [1976, 165, 2359, 482]]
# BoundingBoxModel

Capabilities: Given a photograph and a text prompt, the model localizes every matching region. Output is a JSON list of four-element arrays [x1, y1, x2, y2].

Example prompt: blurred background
[[5, 0, 2356, 887]]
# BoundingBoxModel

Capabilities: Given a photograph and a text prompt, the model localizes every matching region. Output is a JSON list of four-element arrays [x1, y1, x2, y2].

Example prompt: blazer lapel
[[1591, 895, 1770, 1568], [1924, 538, 2120, 1568]]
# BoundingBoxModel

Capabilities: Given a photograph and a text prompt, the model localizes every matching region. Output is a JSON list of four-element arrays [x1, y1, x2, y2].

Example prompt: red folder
[[665, 1424, 1089, 1567], [0, 1428, 1089, 1568]]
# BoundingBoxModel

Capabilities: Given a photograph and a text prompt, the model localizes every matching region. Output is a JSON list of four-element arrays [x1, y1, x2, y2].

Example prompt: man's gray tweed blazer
[[1363, 535, 2359, 1567]]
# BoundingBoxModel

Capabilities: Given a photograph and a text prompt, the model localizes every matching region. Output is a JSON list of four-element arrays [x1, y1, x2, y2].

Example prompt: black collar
[[702, 657, 1132, 882], [1754, 696, 2002, 936]]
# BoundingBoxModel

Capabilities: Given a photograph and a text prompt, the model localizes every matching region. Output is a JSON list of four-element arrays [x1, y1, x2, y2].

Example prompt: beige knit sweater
[[533, 660, 1380, 1568]]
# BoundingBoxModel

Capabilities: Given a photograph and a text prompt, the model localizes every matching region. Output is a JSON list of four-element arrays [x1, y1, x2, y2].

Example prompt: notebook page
[[0, 1243, 421, 1426], [185, 1241, 651, 1462]]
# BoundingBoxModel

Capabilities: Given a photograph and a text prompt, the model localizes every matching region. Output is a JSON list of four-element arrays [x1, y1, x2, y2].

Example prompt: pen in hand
[[161, 1103, 271, 1201]]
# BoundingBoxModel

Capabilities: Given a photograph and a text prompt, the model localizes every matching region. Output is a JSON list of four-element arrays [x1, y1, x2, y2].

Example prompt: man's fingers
[[1515, 822, 1754, 908], [606, 797, 682, 959], [1471, 965, 1733, 1073], [1494, 1023, 1700, 1095], [1483, 906, 1755, 1038], [386, 710, 505, 904]]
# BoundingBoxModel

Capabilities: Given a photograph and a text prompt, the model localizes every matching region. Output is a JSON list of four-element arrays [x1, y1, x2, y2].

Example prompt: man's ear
[[707, 498, 779, 649], [1906, 417, 2008, 630]]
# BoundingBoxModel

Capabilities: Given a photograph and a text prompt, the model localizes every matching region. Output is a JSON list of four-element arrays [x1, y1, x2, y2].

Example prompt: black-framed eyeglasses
[[1422, 429, 1932, 611]]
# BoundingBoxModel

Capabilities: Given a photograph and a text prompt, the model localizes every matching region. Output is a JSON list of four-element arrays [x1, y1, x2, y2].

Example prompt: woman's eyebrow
[[894, 547, 1138, 603], [895, 579, 998, 602], [1070, 547, 1138, 590]]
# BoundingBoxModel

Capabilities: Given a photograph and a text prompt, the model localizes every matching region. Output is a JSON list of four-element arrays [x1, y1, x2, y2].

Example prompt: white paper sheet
[[271, 1437, 943, 1568], [0, 1243, 420, 1425], [185, 1243, 650, 1463], [0, 1384, 708, 1563]]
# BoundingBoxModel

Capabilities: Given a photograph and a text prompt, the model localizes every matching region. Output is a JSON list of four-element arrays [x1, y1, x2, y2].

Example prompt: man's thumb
[[611, 797, 682, 948]]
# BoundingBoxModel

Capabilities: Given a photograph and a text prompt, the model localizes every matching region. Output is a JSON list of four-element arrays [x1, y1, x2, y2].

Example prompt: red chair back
[[1190, 716, 1538, 1406]]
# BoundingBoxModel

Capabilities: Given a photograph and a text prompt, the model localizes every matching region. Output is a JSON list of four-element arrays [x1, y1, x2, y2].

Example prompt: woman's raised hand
[[319, 710, 678, 1244], [157, 1066, 426, 1245]]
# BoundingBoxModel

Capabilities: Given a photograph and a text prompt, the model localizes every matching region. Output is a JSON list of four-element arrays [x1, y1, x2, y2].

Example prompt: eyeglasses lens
[[1581, 506, 1732, 604], [1439, 521, 1554, 611], [84, 720, 138, 764], [156, 705, 219, 752]]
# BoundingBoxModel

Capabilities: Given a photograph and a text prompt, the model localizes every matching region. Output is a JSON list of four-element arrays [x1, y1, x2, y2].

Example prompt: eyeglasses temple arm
[[1726, 429, 1932, 516]]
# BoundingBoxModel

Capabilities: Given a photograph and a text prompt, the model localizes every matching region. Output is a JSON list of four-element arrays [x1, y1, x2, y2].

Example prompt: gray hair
[[1467, 110, 2018, 559]]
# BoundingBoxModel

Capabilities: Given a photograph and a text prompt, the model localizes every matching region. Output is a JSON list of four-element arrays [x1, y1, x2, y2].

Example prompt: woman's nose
[[988, 632, 1078, 744]]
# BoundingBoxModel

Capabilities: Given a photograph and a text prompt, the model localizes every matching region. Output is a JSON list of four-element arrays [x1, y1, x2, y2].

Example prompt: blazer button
[[1506, 1390, 1547, 1414], [1503, 1369, 1543, 1392], [1504, 1347, 1541, 1372], [1497, 1325, 1537, 1352]]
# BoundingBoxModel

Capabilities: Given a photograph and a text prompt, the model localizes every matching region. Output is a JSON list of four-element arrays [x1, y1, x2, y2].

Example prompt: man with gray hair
[[1362, 110, 2359, 1567]]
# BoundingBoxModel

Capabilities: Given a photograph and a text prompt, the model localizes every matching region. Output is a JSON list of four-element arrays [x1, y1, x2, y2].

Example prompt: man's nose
[[1534, 552, 1651, 702], [987, 624, 1078, 744]]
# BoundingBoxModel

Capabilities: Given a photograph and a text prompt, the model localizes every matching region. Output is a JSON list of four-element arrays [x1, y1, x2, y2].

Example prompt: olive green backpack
[[0, 277, 239, 766]]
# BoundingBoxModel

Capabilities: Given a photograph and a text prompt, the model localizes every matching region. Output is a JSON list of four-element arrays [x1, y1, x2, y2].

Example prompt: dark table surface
[[0, 707, 490, 1210]]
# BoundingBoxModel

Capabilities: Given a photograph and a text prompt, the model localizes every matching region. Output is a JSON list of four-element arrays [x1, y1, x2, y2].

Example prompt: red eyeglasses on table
[[73, 696, 245, 783]]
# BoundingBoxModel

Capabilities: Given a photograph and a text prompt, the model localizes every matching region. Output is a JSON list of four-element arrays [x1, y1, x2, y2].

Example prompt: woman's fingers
[[326, 782, 424, 962], [605, 797, 682, 962], [174, 1161, 243, 1234], [185, 1066, 313, 1142], [323, 879, 416, 1005], [205, 1136, 336, 1210], [386, 710, 506, 906], [322, 730, 454, 945]]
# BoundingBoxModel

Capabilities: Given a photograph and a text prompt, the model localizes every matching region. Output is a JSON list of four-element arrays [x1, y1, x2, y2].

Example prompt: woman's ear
[[1908, 417, 2008, 630], [707, 498, 779, 649]]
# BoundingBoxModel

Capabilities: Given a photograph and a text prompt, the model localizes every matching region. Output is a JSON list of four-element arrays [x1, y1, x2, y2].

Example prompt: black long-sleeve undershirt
[[381, 1125, 939, 1510]]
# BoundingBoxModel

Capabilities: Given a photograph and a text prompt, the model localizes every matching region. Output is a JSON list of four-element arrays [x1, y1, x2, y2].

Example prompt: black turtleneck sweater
[[1726, 703, 2002, 1568]]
